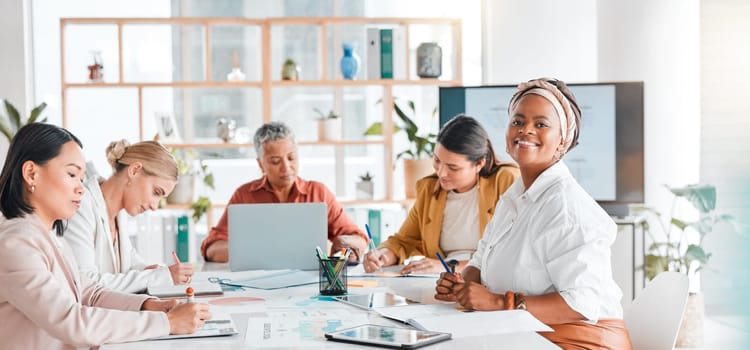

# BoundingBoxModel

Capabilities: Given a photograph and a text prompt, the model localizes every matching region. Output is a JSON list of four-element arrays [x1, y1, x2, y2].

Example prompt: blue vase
[[340, 43, 360, 80]]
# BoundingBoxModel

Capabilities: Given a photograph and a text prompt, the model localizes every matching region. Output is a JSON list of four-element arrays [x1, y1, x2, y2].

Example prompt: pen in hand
[[435, 252, 453, 274], [172, 251, 192, 285], [365, 224, 381, 271], [171, 251, 181, 265]]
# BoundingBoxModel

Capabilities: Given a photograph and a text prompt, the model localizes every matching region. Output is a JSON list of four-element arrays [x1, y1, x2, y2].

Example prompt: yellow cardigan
[[380, 165, 520, 263]]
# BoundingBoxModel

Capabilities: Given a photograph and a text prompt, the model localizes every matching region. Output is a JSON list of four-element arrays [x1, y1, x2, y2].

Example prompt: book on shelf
[[176, 215, 189, 262], [367, 28, 381, 80], [380, 28, 393, 79], [367, 209, 381, 246], [392, 27, 406, 79], [162, 214, 177, 263]]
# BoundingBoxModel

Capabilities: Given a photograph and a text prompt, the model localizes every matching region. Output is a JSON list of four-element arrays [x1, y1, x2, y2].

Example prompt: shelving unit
[[60, 17, 462, 225]]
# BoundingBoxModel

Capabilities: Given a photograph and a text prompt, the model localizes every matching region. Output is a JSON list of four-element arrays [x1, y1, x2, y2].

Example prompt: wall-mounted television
[[439, 82, 644, 217]]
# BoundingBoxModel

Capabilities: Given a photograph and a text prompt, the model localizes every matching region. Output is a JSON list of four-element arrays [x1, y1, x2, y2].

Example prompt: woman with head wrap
[[435, 78, 632, 349]]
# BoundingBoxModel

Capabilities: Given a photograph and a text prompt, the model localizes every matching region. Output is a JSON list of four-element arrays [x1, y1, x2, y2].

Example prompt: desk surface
[[103, 263, 559, 349]]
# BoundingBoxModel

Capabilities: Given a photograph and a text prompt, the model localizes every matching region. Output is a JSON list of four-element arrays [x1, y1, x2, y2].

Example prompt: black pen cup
[[318, 258, 347, 295]]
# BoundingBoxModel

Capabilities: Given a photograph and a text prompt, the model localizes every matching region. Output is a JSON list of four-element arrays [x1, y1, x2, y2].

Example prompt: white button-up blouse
[[467, 161, 623, 322]]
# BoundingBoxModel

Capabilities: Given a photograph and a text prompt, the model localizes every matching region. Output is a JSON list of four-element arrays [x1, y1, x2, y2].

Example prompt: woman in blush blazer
[[0, 124, 210, 349]]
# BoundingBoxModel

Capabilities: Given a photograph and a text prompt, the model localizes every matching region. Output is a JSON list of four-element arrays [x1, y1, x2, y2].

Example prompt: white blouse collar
[[515, 161, 572, 203]]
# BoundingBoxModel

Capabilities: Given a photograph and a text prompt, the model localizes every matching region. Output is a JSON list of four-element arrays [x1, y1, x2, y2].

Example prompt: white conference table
[[103, 263, 559, 350]]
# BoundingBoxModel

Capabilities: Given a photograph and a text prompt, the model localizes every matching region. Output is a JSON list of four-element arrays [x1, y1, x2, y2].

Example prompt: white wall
[[482, 0, 599, 84], [597, 0, 701, 220], [0, 0, 32, 110], [0, 0, 33, 157], [484, 0, 701, 215]]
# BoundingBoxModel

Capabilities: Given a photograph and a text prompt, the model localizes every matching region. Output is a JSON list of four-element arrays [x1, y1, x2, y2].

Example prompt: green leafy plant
[[0, 100, 48, 142], [171, 149, 216, 222], [313, 108, 340, 120], [359, 171, 373, 182], [365, 98, 437, 160], [632, 184, 735, 281]]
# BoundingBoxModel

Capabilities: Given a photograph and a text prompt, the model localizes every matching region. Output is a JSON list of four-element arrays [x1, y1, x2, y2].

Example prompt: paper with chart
[[245, 308, 369, 347], [375, 304, 552, 338]]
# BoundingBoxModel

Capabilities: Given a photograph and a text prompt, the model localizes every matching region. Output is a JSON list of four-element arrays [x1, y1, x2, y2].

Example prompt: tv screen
[[439, 82, 644, 216]]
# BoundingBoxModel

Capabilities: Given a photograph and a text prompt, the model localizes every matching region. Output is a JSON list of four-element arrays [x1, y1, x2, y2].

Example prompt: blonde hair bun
[[106, 139, 130, 171]]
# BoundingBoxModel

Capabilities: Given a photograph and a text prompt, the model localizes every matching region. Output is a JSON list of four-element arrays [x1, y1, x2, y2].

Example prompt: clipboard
[[146, 282, 223, 298]]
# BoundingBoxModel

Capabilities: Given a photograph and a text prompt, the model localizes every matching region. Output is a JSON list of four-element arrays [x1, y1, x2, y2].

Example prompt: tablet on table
[[325, 324, 451, 349]]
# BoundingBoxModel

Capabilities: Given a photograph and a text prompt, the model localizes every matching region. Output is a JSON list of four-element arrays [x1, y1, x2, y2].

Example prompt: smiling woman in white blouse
[[435, 78, 632, 349]]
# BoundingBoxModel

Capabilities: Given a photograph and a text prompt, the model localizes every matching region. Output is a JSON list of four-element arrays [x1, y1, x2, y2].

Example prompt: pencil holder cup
[[318, 258, 348, 295]]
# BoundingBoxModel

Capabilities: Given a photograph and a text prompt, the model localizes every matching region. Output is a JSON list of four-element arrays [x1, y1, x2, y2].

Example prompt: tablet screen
[[326, 324, 451, 349], [333, 292, 419, 310]]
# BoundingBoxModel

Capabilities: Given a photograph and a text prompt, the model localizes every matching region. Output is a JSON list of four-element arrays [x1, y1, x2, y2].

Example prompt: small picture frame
[[154, 112, 181, 143]]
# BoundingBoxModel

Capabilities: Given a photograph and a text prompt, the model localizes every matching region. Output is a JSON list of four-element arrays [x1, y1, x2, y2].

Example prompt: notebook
[[374, 304, 552, 338], [146, 282, 223, 298], [228, 202, 328, 271], [151, 316, 238, 340]]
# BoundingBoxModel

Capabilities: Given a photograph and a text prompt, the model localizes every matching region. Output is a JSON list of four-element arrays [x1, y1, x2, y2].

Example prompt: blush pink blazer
[[0, 214, 170, 349]]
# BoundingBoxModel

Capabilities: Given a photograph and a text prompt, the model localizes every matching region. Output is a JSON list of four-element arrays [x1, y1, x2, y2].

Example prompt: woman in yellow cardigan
[[363, 115, 519, 274]]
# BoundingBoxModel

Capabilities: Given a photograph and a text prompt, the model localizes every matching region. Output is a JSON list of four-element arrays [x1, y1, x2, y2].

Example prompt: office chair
[[624, 271, 689, 350]]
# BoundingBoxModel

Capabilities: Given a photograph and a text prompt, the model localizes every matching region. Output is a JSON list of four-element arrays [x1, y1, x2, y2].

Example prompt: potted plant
[[356, 171, 374, 200], [314, 108, 342, 142], [365, 98, 437, 198], [632, 184, 735, 347], [167, 149, 216, 223], [281, 58, 300, 81], [0, 100, 48, 142]]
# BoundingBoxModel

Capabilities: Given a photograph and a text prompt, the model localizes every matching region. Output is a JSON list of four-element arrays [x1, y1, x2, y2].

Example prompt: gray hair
[[253, 121, 296, 158]]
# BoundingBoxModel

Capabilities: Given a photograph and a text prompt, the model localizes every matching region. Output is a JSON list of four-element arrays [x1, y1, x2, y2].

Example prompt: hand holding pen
[[170, 251, 195, 285], [362, 224, 387, 273], [434, 252, 465, 302]]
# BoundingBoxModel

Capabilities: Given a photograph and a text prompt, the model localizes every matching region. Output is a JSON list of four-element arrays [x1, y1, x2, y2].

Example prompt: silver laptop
[[228, 202, 328, 271]]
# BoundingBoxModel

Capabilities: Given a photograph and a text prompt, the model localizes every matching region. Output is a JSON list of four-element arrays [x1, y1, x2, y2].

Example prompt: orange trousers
[[539, 319, 633, 350]]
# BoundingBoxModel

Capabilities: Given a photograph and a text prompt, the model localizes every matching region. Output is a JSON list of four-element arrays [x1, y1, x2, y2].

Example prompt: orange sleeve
[[200, 186, 246, 258], [320, 185, 367, 241]]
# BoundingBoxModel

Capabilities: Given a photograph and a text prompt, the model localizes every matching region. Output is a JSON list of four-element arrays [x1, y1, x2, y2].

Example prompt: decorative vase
[[166, 174, 194, 204], [403, 158, 434, 198], [416, 42, 442, 78], [216, 118, 237, 143], [356, 181, 374, 200], [340, 43, 360, 80], [281, 59, 300, 81], [317, 118, 342, 141], [676, 293, 704, 347]]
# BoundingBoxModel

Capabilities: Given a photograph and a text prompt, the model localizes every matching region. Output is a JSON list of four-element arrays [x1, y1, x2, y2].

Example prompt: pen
[[365, 224, 381, 271], [171, 251, 181, 265], [186, 286, 195, 303], [435, 252, 453, 274], [316, 246, 344, 290]]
